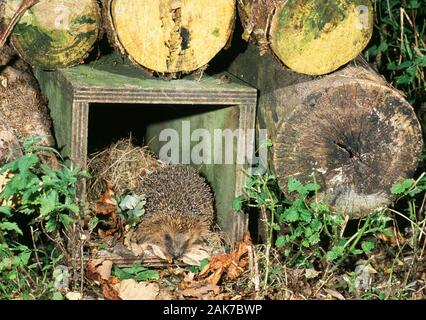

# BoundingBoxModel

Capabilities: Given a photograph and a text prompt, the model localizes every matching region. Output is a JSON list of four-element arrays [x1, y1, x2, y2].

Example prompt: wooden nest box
[[34, 64, 257, 244]]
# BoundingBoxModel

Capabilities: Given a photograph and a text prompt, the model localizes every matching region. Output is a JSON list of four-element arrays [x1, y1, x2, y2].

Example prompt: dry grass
[[87, 137, 164, 201]]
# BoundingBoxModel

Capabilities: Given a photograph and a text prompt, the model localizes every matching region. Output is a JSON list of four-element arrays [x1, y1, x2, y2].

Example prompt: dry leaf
[[150, 244, 172, 262], [93, 182, 123, 239], [305, 268, 321, 279], [101, 276, 121, 300], [97, 260, 113, 280], [94, 181, 118, 215], [324, 289, 346, 300], [199, 232, 252, 286], [65, 292, 82, 300], [180, 282, 220, 299], [181, 245, 210, 266], [114, 279, 159, 300]]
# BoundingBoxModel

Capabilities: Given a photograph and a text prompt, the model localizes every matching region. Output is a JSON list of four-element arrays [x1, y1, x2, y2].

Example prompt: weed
[[0, 137, 88, 299]]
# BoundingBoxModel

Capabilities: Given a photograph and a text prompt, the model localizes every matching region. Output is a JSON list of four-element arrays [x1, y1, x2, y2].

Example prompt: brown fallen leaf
[[113, 279, 159, 300], [101, 276, 121, 300], [97, 260, 113, 280], [86, 259, 121, 300], [199, 232, 252, 286], [324, 288, 346, 300], [94, 181, 118, 215], [93, 181, 122, 238], [181, 245, 210, 266], [180, 281, 220, 299]]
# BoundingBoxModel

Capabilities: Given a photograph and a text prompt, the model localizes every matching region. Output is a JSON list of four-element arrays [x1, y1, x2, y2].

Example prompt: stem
[[0, 0, 40, 48]]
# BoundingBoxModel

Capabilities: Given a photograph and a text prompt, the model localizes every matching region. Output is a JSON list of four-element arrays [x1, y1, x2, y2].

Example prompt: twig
[[0, 0, 40, 48], [30, 226, 42, 271]]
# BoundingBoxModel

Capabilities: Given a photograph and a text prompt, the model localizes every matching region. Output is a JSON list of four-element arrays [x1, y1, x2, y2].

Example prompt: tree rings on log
[[1, 0, 101, 70], [238, 0, 374, 75], [274, 68, 423, 217], [104, 0, 235, 73]]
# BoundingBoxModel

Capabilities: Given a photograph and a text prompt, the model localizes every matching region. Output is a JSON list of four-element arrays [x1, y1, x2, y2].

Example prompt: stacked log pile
[[0, 0, 423, 218]]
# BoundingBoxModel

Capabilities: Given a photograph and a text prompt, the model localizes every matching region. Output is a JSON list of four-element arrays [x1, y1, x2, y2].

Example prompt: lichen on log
[[238, 0, 374, 75], [1, 0, 101, 70]]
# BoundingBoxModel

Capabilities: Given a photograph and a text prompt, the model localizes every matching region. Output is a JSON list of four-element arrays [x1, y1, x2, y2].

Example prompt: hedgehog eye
[[164, 233, 173, 247], [180, 239, 190, 253]]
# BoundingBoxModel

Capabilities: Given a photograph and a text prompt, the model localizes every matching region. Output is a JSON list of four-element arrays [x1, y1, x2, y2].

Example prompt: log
[[0, 51, 56, 165], [228, 45, 423, 218], [1, 0, 101, 70], [102, 0, 235, 74], [238, 0, 374, 75]]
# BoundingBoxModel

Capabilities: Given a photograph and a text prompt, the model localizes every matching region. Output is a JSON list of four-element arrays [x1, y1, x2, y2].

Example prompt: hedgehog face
[[163, 232, 193, 259], [137, 218, 207, 261]]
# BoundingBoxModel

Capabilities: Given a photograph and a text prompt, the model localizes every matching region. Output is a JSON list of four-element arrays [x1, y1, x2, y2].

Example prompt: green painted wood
[[146, 106, 240, 239], [33, 67, 74, 164], [49, 64, 255, 92], [33, 63, 257, 243]]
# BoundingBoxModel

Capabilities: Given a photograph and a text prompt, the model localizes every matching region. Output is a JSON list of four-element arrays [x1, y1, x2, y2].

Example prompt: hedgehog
[[134, 165, 214, 261]]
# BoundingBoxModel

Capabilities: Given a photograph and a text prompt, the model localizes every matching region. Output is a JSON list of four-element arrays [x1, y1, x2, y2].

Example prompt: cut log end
[[274, 76, 423, 217], [105, 0, 235, 73], [2, 0, 101, 70], [270, 0, 373, 75]]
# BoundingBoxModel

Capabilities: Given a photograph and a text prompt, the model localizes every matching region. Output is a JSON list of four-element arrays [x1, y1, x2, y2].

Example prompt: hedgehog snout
[[164, 232, 190, 260]]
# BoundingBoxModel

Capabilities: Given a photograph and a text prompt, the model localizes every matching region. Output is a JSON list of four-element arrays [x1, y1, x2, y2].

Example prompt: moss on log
[[1, 0, 101, 70], [238, 0, 374, 75]]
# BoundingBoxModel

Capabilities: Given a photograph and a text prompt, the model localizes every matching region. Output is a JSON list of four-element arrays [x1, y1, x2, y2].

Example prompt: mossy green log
[[238, 0, 373, 75], [1, 0, 101, 70]]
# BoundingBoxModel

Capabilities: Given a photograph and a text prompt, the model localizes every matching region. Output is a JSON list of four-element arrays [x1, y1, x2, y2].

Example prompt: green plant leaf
[[17, 153, 39, 173], [39, 191, 58, 216], [361, 241, 375, 254], [232, 196, 244, 211], [326, 246, 345, 261], [52, 292, 64, 300], [0, 206, 12, 217], [0, 222, 22, 235], [283, 207, 299, 222], [287, 178, 304, 194], [45, 219, 58, 233], [391, 179, 414, 195], [275, 236, 286, 247]]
